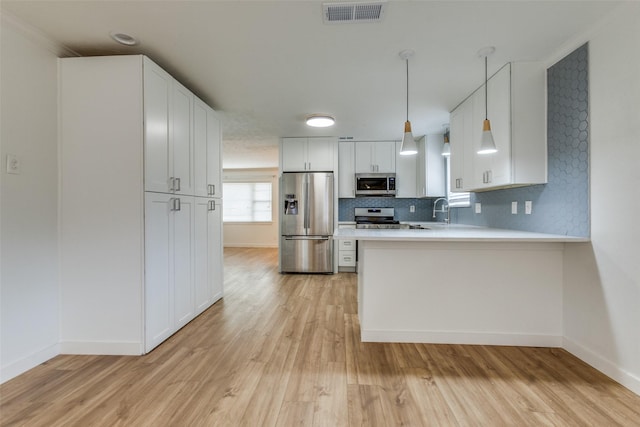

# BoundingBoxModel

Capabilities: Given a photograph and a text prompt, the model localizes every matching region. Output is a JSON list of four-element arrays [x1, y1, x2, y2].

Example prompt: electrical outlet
[[409, 205, 415, 213], [525, 201, 532, 215], [475, 202, 482, 214], [6, 154, 20, 175], [511, 201, 518, 214]]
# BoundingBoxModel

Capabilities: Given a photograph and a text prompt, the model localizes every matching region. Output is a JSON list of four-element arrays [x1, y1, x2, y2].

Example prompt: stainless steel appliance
[[355, 173, 396, 197], [355, 207, 400, 229], [280, 172, 334, 273]]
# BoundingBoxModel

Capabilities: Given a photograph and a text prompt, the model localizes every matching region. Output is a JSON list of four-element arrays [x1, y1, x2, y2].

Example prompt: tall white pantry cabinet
[[59, 55, 223, 355]]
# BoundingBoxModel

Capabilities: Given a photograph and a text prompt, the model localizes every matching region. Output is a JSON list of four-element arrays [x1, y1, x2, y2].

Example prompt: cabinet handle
[[208, 184, 215, 196], [171, 197, 181, 211], [344, 256, 352, 261], [487, 170, 492, 183], [170, 177, 175, 192], [209, 200, 216, 211], [175, 177, 181, 191], [308, 162, 311, 170], [344, 241, 352, 246]]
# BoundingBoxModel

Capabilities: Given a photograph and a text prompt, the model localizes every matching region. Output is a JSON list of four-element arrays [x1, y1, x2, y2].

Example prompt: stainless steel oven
[[355, 173, 396, 197]]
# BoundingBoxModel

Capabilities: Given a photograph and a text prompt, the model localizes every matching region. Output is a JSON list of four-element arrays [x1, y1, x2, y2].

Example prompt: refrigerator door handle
[[304, 174, 310, 232], [284, 236, 330, 241]]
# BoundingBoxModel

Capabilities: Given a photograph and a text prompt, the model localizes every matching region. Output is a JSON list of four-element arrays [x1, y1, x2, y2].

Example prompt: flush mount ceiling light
[[477, 46, 497, 155], [109, 31, 139, 46], [442, 124, 451, 157], [399, 49, 417, 156], [305, 114, 335, 127]]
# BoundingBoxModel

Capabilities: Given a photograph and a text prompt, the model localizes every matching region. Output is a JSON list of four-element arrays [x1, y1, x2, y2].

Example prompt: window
[[223, 182, 273, 222]]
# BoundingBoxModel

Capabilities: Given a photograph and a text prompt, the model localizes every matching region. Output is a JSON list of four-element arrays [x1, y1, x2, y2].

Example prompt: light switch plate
[[511, 201, 518, 214], [6, 154, 20, 175], [525, 201, 532, 215], [409, 205, 415, 213], [475, 203, 482, 214]]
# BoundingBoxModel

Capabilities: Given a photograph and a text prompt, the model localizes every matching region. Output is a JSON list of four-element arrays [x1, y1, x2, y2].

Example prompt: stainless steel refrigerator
[[280, 172, 334, 273]]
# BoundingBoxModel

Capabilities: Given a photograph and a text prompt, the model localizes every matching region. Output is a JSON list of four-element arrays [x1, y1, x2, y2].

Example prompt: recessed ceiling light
[[109, 31, 139, 46], [306, 114, 335, 127]]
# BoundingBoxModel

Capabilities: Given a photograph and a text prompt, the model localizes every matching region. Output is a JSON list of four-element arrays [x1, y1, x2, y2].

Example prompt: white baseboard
[[563, 337, 640, 396], [0, 343, 60, 384], [361, 329, 563, 348], [60, 341, 142, 356]]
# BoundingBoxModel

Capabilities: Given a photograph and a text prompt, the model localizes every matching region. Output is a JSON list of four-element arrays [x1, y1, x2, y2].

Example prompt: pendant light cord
[[484, 55, 488, 120], [406, 59, 409, 122]]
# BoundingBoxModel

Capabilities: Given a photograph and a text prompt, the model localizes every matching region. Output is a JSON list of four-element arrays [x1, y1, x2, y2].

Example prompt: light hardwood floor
[[1, 247, 639, 426]]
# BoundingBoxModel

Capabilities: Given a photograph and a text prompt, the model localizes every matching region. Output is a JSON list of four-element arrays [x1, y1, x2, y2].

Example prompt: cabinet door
[[355, 142, 375, 173], [449, 102, 472, 192], [472, 66, 512, 190], [173, 196, 194, 329], [209, 199, 224, 303], [193, 98, 209, 197], [143, 59, 173, 193], [206, 108, 222, 198], [338, 141, 355, 198], [374, 141, 396, 173], [395, 141, 417, 197], [144, 193, 174, 353], [306, 138, 334, 171], [172, 82, 194, 195], [281, 138, 307, 171]]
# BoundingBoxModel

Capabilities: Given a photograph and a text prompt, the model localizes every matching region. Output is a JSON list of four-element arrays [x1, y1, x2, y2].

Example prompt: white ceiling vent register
[[323, 1, 387, 24]]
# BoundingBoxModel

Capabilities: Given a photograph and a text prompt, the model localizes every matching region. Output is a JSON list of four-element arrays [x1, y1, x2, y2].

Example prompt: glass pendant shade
[[478, 119, 497, 154], [400, 121, 418, 155]]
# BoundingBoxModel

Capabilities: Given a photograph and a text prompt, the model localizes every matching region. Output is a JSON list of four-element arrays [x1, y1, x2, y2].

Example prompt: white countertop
[[333, 222, 589, 243]]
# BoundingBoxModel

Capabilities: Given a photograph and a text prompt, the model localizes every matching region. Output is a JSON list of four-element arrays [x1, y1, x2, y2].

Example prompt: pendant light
[[441, 124, 451, 157], [399, 49, 417, 155], [478, 46, 497, 155]]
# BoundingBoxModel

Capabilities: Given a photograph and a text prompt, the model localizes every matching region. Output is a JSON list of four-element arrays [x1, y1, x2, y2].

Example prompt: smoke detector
[[323, 1, 387, 24]]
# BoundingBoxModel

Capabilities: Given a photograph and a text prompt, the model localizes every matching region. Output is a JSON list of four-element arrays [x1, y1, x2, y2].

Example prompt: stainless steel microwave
[[355, 173, 396, 197]]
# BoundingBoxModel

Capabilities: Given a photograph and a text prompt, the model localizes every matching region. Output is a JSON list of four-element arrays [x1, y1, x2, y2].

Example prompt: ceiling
[[2, 0, 620, 168]]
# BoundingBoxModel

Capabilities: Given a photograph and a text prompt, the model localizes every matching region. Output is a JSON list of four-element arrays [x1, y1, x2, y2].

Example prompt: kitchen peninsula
[[334, 224, 588, 347]]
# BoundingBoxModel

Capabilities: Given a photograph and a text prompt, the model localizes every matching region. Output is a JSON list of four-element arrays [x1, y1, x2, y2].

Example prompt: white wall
[[562, 3, 640, 395], [222, 168, 279, 248], [0, 15, 67, 382]]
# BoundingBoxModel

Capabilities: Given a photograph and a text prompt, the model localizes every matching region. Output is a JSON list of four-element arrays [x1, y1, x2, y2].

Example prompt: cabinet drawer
[[339, 250, 356, 267], [339, 239, 356, 250]]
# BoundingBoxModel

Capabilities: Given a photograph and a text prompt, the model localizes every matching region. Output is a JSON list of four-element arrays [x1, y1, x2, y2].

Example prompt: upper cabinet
[[281, 137, 336, 172], [144, 58, 221, 197], [194, 98, 222, 198], [355, 141, 396, 173], [415, 136, 446, 198], [338, 141, 356, 198], [449, 62, 547, 192], [395, 141, 417, 197]]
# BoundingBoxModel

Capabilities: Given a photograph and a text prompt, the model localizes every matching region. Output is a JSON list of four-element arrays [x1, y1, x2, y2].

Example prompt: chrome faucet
[[432, 197, 450, 224]]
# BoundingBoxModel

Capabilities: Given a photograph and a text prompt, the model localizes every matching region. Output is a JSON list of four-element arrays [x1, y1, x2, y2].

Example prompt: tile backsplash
[[339, 197, 439, 222], [454, 44, 590, 237]]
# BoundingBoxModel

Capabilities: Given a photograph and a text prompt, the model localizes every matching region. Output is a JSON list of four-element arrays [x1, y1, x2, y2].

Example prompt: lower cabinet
[[337, 224, 357, 272], [145, 193, 222, 353]]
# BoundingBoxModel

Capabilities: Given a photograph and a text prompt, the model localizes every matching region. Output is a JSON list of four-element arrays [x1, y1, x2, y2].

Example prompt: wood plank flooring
[[1, 247, 639, 426]]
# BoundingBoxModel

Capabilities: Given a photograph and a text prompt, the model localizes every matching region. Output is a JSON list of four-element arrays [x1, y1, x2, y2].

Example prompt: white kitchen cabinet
[[337, 223, 356, 272], [449, 62, 546, 192], [59, 55, 223, 356], [355, 141, 396, 173], [194, 198, 223, 316], [281, 137, 336, 171], [395, 141, 417, 197], [338, 141, 356, 198], [416, 135, 446, 198]]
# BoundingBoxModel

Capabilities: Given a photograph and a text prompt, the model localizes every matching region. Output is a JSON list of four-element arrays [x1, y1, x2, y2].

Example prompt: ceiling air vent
[[323, 1, 387, 24]]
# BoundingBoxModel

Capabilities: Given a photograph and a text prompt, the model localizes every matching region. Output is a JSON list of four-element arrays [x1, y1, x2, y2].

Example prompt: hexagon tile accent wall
[[454, 44, 590, 237]]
